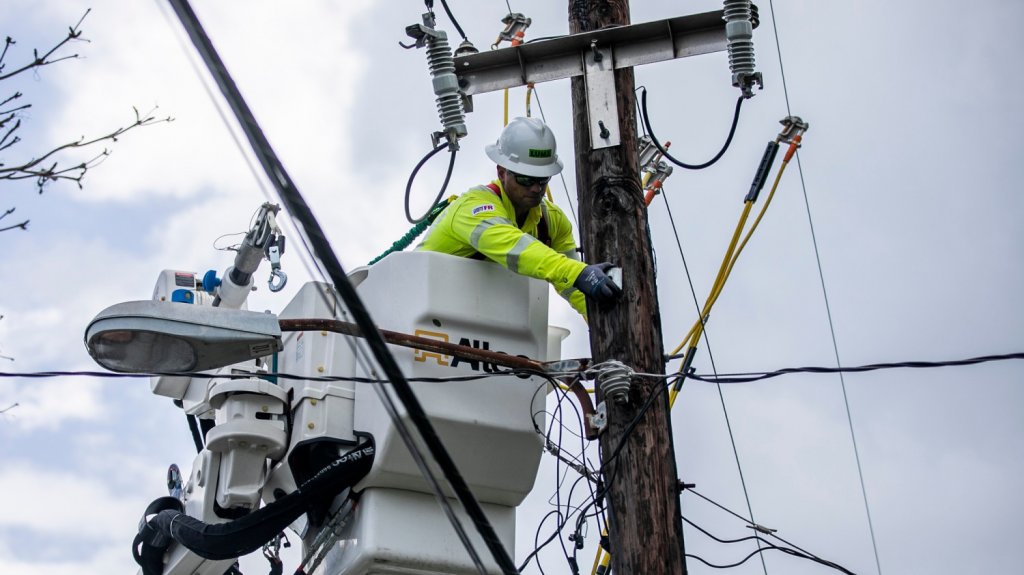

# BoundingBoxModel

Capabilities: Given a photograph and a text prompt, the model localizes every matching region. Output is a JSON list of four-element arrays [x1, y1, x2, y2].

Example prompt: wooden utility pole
[[568, 1, 687, 574]]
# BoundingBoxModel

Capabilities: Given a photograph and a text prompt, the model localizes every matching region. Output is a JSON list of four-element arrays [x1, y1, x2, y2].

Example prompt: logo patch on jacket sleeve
[[471, 204, 496, 216]]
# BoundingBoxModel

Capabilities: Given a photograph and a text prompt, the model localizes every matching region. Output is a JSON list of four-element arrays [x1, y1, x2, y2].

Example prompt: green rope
[[368, 197, 454, 265]]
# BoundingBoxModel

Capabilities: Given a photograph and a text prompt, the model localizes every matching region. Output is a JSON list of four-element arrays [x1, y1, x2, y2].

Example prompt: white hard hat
[[485, 117, 564, 178]]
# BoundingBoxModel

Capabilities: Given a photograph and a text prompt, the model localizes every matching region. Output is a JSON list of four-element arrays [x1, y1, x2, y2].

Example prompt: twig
[[0, 106, 172, 193], [0, 9, 91, 82]]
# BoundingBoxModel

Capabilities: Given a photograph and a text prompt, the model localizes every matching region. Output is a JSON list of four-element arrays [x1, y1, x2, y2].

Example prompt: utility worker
[[419, 117, 620, 318]]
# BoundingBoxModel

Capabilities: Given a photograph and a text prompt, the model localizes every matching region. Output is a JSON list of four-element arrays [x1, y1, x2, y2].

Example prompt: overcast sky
[[1, 1, 1022, 574]]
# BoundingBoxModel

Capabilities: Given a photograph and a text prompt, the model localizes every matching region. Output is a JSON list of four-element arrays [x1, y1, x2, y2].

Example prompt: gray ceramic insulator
[[426, 31, 468, 141]]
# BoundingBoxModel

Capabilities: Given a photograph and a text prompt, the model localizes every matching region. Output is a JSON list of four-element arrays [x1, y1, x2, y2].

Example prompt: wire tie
[[746, 523, 778, 535]]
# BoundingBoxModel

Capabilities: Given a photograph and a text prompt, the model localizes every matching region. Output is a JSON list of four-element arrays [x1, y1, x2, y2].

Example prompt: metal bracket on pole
[[589, 401, 609, 435], [585, 42, 619, 149]]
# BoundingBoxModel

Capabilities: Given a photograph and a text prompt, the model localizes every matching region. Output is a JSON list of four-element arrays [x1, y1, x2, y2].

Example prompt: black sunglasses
[[511, 172, 551, 188]]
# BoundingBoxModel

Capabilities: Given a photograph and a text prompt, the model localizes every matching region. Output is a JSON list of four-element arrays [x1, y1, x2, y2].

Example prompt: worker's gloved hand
[[574, 262, 622, 303]]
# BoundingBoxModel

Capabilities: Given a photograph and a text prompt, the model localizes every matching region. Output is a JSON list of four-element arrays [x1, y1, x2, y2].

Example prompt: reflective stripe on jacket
[[418, 179, 588, 316]]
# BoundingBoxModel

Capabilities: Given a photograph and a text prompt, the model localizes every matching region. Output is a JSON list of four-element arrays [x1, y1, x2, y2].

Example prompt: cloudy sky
[[1, 1, 1022, 574]]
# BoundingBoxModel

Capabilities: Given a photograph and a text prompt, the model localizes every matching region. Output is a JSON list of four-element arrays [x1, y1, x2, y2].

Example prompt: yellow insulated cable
[[589, 547, 604, 575], [590, 528, 610, 575], [721, 160, 790, 286], [668, 149, 796, 410], [669, 201, 753, 357], [503, 88, 509, 126], [697, 155, 792, 339]]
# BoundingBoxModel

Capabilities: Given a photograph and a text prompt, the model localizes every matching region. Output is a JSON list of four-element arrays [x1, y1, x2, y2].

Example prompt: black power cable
[[685, 487, 839, 569], [0, 369, 511, 383], [639, 87, 743, 170], [682, 517, 855, 573], [685, 352, 1024, 384], [686, 544, 856, 574], [437, 0, 469, 42], [9, 350, 1024, 386], [164, 2, 518, 573], [405, 142, 457, 224]]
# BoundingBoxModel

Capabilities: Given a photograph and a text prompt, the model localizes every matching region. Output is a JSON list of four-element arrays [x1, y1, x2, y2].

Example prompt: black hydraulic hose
[[405, 143, 457, 224], [165, 3, 518, 573], [138, 440, 374, 563], [640, 87, 743, 170]]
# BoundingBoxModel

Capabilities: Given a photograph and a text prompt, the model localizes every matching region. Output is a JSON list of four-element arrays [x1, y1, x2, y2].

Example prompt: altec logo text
[[413, 329, 529, 376]]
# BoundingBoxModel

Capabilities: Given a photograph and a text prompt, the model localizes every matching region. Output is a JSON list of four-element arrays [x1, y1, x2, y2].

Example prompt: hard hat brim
[[486, 144, 564, 178]]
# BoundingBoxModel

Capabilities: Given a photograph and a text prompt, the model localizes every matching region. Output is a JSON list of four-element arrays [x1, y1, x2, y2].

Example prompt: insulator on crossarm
[[723, 0, 763, 97]]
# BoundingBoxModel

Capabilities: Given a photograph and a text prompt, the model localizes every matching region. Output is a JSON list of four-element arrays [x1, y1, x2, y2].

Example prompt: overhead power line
[[4, 352, 1021, 384], [686, 352, 1024, 384]]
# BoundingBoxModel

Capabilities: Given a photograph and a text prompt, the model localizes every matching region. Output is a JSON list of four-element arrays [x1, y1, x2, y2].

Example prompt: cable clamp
[[638, 135, 662, 169], [644, 161, 673, 194], [638, 136, 673, 193], [543, 358, 587, 375], [492, 12, 531, 49], [778, 116, 809, 145], [746, 523, 778, 535]]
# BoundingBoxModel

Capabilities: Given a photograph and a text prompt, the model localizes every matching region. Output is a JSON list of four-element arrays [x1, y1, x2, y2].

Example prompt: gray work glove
[[574, 262, 622, 303]]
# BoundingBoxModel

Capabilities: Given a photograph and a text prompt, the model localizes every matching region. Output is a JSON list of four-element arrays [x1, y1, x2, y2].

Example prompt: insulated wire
[[640, 87, 744, 170], [684, 489, 856, 574], [437, 0, 468, 42], [767, 2, 882, 572], [683, 352, 1024, 383], [686, 488, 824, 564], [405, 143, 457, 224], [14, 352, 1021, 383]]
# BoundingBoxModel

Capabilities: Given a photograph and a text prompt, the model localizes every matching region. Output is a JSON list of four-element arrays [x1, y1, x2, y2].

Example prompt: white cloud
[[0, 463, 144, 536]]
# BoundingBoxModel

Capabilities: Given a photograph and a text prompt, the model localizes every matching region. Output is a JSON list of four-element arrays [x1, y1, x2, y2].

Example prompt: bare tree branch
[[0, 105, 172, 192], [0, 10, 173, 233], [0, 207, 28, 231], [0, 9, 90, 82], [0, 91, 25, 109]]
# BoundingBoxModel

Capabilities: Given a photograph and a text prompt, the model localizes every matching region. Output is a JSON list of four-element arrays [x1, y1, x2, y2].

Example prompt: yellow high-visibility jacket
[[418, 179, 588, 316]]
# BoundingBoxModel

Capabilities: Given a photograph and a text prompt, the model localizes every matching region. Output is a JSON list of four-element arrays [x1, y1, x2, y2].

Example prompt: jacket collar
[[490, 179, 542, 230]]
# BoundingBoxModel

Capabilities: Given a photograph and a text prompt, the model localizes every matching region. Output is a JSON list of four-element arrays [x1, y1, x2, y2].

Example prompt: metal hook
[[266, 243, 287, 292], [268, 268, 287, 292]]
